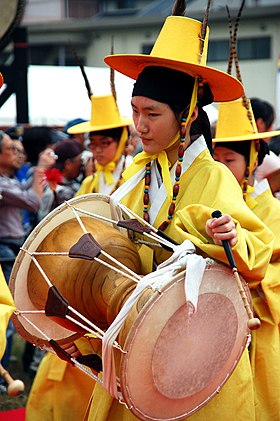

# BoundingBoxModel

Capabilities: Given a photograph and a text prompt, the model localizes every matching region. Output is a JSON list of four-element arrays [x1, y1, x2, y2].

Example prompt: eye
[[148, 112, 159, 117]]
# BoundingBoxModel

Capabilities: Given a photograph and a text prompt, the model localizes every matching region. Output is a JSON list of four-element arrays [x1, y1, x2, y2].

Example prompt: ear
[[256, 117, 266, 133], [188, 105, 198, 125]]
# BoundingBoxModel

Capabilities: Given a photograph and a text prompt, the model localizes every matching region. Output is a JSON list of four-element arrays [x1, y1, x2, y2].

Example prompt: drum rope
[[66, 203, 177, 251], [102, 239, 207, 399], [22, 248, 140, 284]]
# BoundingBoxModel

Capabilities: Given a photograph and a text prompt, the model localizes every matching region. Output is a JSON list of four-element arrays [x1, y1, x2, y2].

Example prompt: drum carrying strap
[[102, 239, 207, 399]]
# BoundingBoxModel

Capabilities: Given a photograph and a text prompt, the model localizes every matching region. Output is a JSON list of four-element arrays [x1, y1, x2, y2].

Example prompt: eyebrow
[[131, 100, 159, 111]]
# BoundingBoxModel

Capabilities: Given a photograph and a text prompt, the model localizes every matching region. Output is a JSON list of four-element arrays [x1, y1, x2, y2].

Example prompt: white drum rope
[[102, 239, 207, 399]]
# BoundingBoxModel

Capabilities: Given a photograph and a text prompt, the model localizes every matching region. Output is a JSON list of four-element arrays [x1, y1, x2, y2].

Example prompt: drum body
[[10, 193, 141, 347]]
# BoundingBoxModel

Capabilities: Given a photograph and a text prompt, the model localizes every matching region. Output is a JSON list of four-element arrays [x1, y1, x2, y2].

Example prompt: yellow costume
[[26, 352, 96, 421], [0, 265, 15, 359], [76, 155, 132, 195], [85, 136, 274, 421], [246, 182, 280, 421], [214, 98, 280, 421]]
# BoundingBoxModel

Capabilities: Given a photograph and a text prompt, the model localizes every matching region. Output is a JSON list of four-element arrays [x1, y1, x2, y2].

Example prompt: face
[[213, 146, 247, 184], [13, 140, 26, 170], [64, 153, 82, 180], [131, 96, 180, 155], [88, 134, 118, 166], [0, 134, 17, 171]]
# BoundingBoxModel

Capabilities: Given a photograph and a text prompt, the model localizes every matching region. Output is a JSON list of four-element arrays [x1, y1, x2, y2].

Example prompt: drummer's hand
[[205, 213, 238, 247], [60, 342, 81, 359]]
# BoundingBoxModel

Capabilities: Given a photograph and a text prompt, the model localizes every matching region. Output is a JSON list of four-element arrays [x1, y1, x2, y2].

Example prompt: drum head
[[10, 193, 128, 348], [120, 263, 249, 421]]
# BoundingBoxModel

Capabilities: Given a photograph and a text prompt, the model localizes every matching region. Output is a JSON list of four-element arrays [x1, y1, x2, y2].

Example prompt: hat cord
[[110, 142, 129, 194]]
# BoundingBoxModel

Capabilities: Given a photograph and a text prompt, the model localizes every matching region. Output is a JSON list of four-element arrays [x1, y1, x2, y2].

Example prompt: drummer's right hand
[[60, 342, 81, 359], [205, 213, 238, 247]]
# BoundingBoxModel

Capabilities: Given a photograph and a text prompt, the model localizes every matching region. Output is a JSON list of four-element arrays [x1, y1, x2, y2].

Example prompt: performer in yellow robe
[[83, 6, 274, 421], [213, 98, 280, 421], [71, 94, 132, 196], [0, 266, 15, 360], [26, 92, 132, 421]]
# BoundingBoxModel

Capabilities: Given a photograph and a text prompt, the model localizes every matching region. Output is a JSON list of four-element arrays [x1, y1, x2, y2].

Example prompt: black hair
[[90, 127, 123, 141], [269, 134, 280, 156], [0, 131, 4, 152], [22, 126, 63, 164], [250, 98, 275, 130]]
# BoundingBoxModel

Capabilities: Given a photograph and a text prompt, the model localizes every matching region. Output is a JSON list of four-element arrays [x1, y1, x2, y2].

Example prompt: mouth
[[141, 137, 151, 144]]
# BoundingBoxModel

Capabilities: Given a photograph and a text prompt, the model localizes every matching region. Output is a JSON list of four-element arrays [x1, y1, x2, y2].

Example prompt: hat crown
[[216, 99, 258, 140], [90, 94, 122, 127], [151, 16, 208, 68]]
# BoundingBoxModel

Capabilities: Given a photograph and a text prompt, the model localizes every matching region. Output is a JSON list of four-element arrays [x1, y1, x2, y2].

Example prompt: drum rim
[[10, 193, 121, 347]]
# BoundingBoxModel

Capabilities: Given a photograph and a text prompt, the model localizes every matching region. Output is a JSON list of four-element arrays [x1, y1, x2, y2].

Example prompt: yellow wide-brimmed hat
[[214, 99, 280, 142], [104, 16, 244, 103], [0, 72, 4, 88], [214, 98, 280, 178], [68, 94, 132, 134]]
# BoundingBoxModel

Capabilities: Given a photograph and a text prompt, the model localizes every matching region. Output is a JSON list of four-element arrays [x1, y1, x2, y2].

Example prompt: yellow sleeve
[[170, 162, 274, 287], [175, 203, 274, 287], [0, 266, 16, 359], [251, 189, 280, 323], [75, 175, 96, 196]]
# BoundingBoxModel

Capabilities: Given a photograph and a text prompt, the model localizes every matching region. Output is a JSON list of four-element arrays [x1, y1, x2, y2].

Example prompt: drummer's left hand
[[205, 213, 237, 247], [60, 342, 81, 359]]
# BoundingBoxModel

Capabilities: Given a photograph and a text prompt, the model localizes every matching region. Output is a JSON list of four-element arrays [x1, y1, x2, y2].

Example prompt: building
[[1, 0, 280, 124]]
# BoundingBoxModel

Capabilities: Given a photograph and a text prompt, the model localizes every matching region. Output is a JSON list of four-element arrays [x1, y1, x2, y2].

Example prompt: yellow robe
[[26, 352, 96, 421], [76, 156, 133, 196], [85, 137, 274, 421], [246, 182, 280, 421], [0, 265, 15, 359]]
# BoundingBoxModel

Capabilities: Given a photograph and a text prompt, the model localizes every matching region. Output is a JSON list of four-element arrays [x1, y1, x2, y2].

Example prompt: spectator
[[21, 126, 64, 234], [64, 118, 93, 178], [38, 138, 84, 221], [0, 131, 44, 372]]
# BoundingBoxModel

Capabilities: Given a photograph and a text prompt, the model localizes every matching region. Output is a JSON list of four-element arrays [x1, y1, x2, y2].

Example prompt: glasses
[[88, 139, 116, 150], [3, 145, 17, 153], [15, 148, 26, 156]]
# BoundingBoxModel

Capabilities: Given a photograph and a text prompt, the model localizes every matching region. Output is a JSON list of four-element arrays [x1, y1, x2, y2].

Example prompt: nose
[[135, 115, 148, 135]]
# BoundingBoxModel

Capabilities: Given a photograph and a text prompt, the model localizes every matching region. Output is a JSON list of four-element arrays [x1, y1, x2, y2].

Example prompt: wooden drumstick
[[211, 210, 261, 330], [0, 363, 25, 397]]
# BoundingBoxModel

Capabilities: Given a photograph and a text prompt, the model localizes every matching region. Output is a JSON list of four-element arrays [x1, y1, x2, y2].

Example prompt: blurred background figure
[[21, 126, 65, 234], [251, 98, 280, 195], [38, 138, 84, 221], [0, 130, 44, 384], [64, 118, 94, 178], [127, 124, 142, 156]]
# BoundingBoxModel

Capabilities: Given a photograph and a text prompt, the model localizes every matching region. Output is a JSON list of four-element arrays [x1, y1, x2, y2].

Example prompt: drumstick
[[211, 210, 261, 330], [0, 363, 25, 397]]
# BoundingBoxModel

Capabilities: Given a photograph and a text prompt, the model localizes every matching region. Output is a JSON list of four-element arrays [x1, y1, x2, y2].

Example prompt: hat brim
[[104, 54, 244, 103], [68, 118, 132, 135], [214, 129, 280, 143]]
